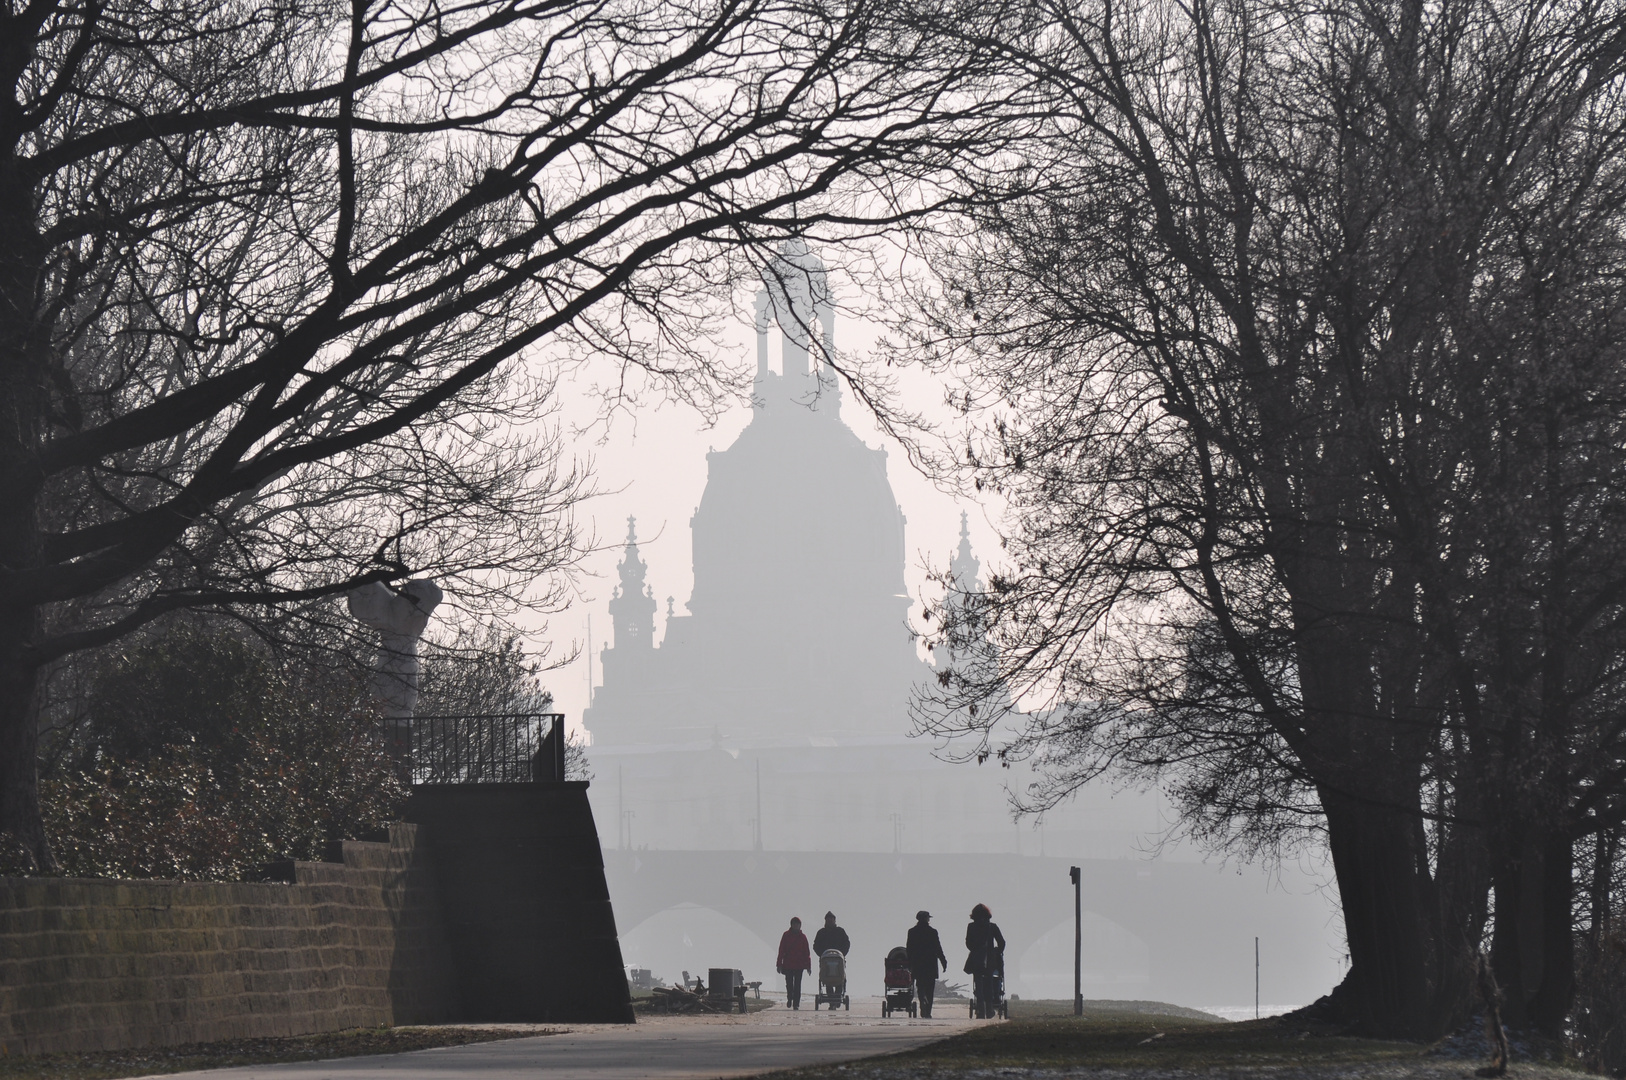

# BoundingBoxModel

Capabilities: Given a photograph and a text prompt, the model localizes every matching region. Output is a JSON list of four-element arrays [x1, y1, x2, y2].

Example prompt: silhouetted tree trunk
[[1324, 791, 1437, 1032]]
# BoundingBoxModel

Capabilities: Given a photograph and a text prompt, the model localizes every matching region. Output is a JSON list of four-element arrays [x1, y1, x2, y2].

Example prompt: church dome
[[689, 405, 908, 622], [586, 243, 926, 744]]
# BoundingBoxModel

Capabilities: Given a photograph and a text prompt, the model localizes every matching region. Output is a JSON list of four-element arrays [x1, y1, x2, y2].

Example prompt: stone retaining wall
[[405, 782, 635, 1024], [0, 823, 457, 1055]]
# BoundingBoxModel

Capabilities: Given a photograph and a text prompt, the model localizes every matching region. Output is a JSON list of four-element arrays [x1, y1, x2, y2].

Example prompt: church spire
[[608, 516, 658, 650], [934, 512, 1002, 703], [949, 510, 980, 590]]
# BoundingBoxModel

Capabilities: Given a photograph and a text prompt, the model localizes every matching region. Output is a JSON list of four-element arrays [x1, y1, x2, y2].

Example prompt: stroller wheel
[[844, 996, 850, 1011]]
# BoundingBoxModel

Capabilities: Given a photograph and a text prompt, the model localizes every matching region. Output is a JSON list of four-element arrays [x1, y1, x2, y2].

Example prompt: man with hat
[[813, 911, 850, 956], [905, 910, 947, 1018]]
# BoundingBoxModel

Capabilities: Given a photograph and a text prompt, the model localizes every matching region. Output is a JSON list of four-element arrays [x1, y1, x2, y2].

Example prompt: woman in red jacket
[[776, 916, 812, 1009]]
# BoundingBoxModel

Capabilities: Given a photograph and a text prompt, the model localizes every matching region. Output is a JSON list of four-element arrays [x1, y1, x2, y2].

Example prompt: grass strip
[[0, 1025, 552, 1080], [765, 1001, 1584, 1080]]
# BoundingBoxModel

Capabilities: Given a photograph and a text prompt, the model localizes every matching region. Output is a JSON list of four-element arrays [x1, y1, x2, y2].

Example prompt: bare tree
[[0, 0, 1007, 869], [896, 0, 1626, 1038], [417, 623, 556, 719]]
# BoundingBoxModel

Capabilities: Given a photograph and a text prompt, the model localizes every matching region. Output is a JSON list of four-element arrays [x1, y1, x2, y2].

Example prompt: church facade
[[585, 243, 924, 750], [581, 245, 1154, 857]]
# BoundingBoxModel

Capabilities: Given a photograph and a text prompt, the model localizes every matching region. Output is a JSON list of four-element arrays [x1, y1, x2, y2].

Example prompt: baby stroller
[[881, 946, 917, 1018], [969, 963, 1008, 1019], [814, 949, 849, 1010]]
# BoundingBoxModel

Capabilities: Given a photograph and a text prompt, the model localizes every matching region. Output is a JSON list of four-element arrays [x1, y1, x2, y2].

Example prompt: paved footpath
[[162, 999, 980, 1080]]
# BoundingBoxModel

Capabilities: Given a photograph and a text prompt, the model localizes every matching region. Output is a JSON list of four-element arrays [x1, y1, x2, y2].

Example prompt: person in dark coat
[[905, 910, 948, 1017], [964, 903, 1006, 1018], [813, 911, 850, 956], [776, 916, 812, 1009]]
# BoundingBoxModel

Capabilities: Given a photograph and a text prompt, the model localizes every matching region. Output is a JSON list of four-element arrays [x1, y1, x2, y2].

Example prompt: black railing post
[[530, 714, 565, 782], [1070, 865, 1083, 1016], [552, 715, 567, 781]]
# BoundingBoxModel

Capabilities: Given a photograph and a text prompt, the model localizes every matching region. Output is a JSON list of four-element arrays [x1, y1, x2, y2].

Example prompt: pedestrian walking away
[[905, 910, 947, 1018], [964, 903, 1006, 1018], [777, 916, 812, 1009], [813, 912, 850, 956]]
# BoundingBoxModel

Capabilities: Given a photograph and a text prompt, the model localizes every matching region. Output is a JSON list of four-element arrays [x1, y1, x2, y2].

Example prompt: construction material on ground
[[639, 986, 738, 1014]]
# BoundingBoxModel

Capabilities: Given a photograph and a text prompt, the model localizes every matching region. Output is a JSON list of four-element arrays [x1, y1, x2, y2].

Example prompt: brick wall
[[0, 823, 458, 1055]]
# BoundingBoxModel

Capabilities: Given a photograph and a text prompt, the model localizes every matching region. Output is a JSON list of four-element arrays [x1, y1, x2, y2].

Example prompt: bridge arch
[[618, 902, 773, 986], [1017, 913, 1151, 999]]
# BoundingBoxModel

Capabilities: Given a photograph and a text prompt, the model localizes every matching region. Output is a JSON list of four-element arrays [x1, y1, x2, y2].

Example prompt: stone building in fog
[[585, 243, 924, 749], [584, 247, 1346, 1005], [582, 244, 1159, 856]]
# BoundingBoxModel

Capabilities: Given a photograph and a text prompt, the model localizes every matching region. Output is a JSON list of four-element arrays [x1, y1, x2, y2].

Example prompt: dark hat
[[824, 911, 836, 920], [916, 910, 931, 920]]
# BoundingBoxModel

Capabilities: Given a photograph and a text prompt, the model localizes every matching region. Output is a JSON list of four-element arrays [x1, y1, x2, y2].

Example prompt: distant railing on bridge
[[409, 713, 566, 785]]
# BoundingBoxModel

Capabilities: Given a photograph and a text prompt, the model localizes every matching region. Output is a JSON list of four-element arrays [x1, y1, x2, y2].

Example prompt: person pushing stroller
[[964, 903, 1006, 1019], [813, 912, 851, 1010]]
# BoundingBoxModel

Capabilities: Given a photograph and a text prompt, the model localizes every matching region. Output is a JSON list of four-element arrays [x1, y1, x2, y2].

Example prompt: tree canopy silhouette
[[903, 0, 1626, 1038], [0, 0, 1005, 868]]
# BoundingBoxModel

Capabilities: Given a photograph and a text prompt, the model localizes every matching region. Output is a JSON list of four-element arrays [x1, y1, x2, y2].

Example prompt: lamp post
[[1069, 865, 1082, 1016], [754, 759, 763, 851]]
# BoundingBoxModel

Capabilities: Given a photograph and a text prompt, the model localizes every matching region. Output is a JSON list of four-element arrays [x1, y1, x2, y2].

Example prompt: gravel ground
[[0, 1026, 554, 1080]]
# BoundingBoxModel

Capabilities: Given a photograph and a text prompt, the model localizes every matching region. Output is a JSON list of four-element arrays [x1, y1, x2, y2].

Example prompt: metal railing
[[409, 713, 566, 785]]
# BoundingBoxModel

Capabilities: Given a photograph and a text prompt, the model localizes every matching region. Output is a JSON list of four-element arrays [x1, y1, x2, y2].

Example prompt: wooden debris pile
[[638, 985, 735, 1013]]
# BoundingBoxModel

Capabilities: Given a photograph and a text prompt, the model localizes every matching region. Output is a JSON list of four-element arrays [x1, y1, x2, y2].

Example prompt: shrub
[[2, 625, 405, 880], [1573, 927, 1626, 1075]]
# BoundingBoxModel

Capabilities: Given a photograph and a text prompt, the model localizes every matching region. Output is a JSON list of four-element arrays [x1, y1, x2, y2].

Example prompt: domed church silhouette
[[585, 242, 926, 750]]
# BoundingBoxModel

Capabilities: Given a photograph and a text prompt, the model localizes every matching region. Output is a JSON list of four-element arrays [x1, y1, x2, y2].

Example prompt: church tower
[[950, 510, 981, 591], [607, 517, 657, 651], [933, 511, 985, 673], [752, 238, 839, 413]]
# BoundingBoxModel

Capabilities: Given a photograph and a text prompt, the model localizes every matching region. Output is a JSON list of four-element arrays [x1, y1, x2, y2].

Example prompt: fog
[[565, 247, 1343, 1013]]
